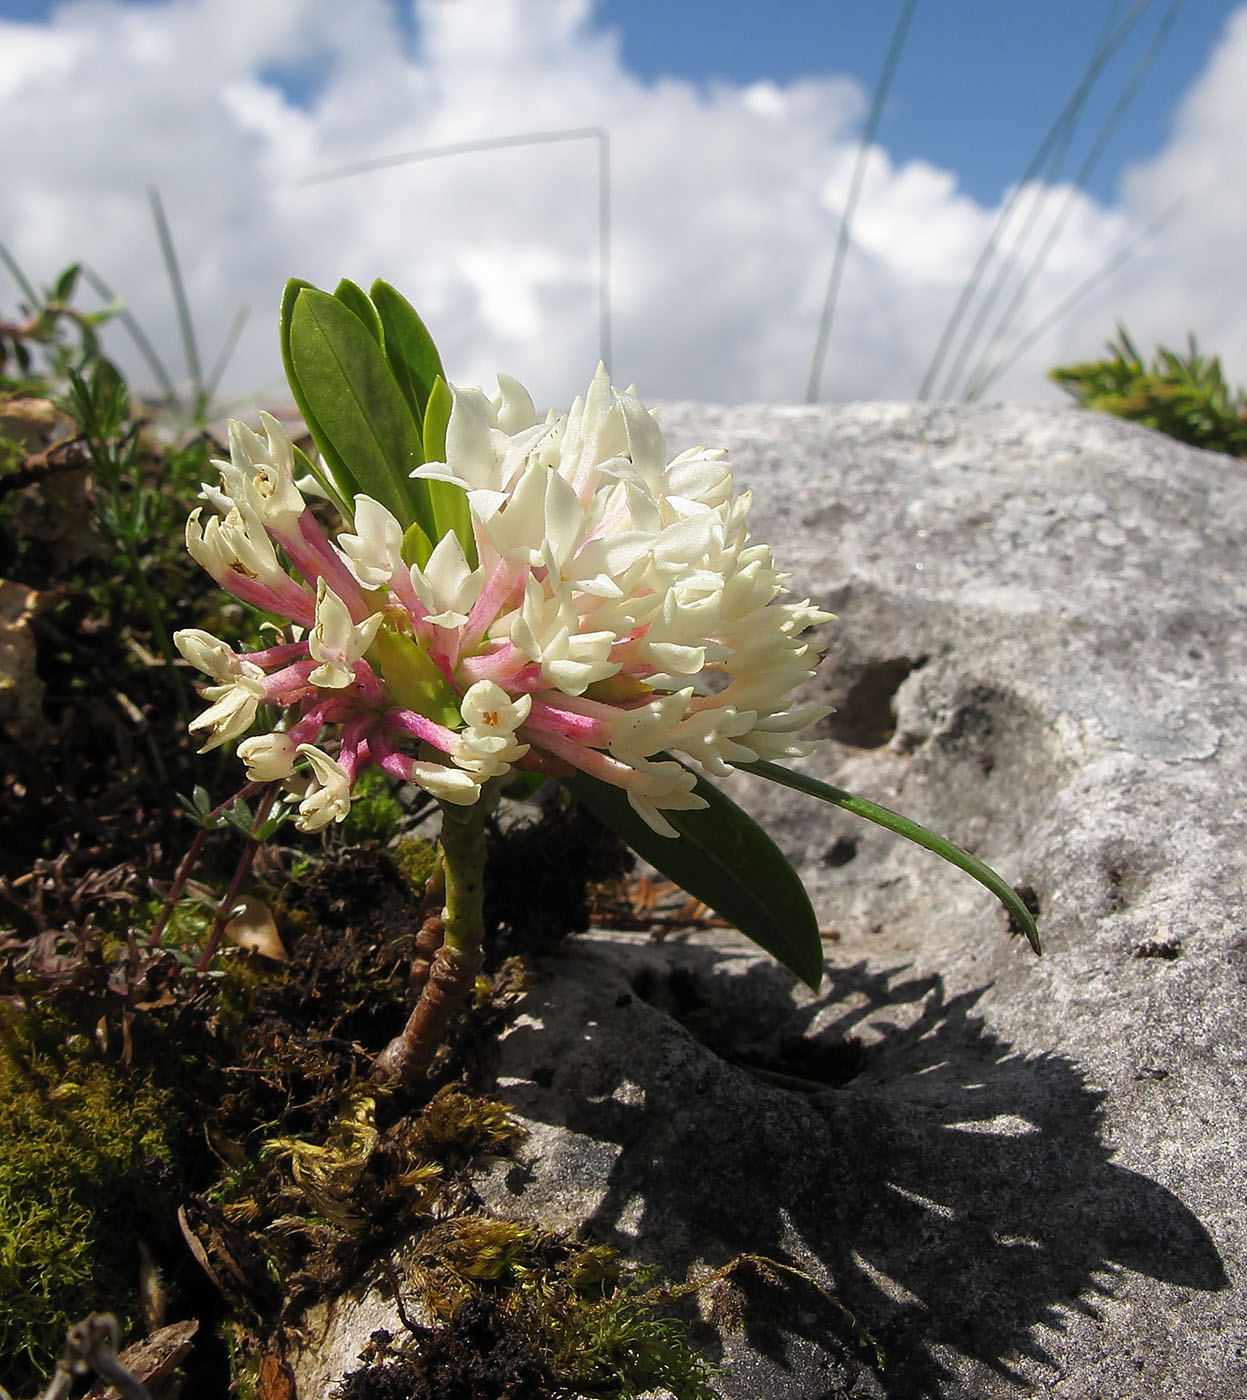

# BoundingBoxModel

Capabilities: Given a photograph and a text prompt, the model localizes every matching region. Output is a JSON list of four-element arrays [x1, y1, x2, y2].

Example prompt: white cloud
[[0, 0, 1243, 410]]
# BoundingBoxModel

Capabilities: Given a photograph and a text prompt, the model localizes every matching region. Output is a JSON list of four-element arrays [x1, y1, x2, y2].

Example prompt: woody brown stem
[[373, 942, 483, 1084], [373, 801, 488, 1085]]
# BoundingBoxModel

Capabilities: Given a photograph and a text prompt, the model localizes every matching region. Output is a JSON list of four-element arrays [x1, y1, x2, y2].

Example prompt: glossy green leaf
[[286, 286, 428, 533], [419, 375, 476, 567], [281, 279, 358, 509], [371, 279, 444, 419], [333, 278, 383, 344], [738, 760, 1041, 954], [563, 764, 824, 990], [368, 629, 463, 729], [423, 375, 452, 463], [400, 520, 434, 571]]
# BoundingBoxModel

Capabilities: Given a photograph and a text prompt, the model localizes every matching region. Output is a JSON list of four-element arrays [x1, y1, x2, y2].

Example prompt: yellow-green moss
[[0, 1016, 185, 1395], [391, 835, 439, 895], [363, 1218, 723, 1400]]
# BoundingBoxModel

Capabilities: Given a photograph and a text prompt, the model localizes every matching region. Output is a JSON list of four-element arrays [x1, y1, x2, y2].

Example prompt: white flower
[[182, 363, 831, 828], [186, 505, 289, 594], [339, 495, 405, 588], [308, 580, 384, 688], [452, 681, 531, 777], [174, 628, 244, 682], [293, 745, 352, 831], [407, 759, 485, 805], [237, 732, 298, 782], [188, 675, 266, 752], [408, 529, 483, 629], [223, 412, 305, 531]]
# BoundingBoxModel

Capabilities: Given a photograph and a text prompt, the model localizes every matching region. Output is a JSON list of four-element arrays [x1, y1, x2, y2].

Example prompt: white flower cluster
[[175, 368, 832, 835]]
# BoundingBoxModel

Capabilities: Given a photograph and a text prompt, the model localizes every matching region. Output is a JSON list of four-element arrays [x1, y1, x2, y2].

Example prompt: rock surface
[[298, 402, 1247, 1398]]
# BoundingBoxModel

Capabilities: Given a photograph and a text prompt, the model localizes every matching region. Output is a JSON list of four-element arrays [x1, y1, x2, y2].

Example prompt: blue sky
[[0, 0, 1245, 405], [593, 0, 1234, 205]]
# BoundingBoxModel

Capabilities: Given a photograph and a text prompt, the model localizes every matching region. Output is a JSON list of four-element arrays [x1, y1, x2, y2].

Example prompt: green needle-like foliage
[[1051, 325, 1247, 457]]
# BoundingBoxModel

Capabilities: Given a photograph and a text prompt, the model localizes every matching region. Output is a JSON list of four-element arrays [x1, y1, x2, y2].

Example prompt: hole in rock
[[1005, 885, 1040, 939], [822, 836, 859, 868], [824, 656, 927, 748]]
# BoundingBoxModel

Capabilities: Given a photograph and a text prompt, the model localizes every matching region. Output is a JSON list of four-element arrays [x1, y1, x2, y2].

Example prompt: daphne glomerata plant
[[174, 279, 1038, 1082]]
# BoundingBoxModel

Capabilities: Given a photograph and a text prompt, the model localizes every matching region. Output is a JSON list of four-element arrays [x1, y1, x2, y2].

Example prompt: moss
[[391, 836, 439, 897], [0, 1015, 186, 1395], [408, 1085, 518, 1169], [342, 768, 406, 846], [347, 1220, 722, 1400]]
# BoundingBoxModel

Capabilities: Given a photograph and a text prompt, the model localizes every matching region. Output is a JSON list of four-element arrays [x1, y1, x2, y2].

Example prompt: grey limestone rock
[[297, 402, 1246, 1398]]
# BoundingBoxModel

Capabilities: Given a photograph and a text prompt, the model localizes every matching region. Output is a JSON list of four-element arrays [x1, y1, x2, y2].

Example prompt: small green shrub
[[1050, 325, 1247, 457]]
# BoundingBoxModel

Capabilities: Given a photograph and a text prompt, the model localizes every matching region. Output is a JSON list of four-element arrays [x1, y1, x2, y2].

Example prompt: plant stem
[[194, 785, 277, 971], [374, 800, 488, 1085]]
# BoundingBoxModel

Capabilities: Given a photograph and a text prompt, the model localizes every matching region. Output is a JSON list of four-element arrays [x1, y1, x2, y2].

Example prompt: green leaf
[[423, 375, 452, 463], [563, 764, 824, 990], [286, 286, 429, 533], [371, 279, 444, 420], [52, 262, 81, 304], [400, 520, 434, 571], [738, 760, 1041, 954], [333, 278, 383, 343], [367, 629, 463, 729], [281, 279, 358, 509], [420, 376, 476, 566], [291, 440, 352, 521]]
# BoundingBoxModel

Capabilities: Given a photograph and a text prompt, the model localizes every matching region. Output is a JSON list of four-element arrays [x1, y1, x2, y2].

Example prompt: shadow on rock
[[494, 939, 1226, 1397]]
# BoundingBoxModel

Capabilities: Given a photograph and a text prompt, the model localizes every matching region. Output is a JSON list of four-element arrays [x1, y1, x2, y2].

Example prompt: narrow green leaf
[[423, 375, 453, 463], [428, 481, 476, 570], [281, 279, 359, 509], [0, 242, 40, 307], [371, 279, 445, 419], [421, 377, 476, 566], [52, 262, 81, 304], [401, 520, 434, 571], [739, 760, 1041, 954], [333, 278, 383, 344], [287, 287, 430, 534], [368, 629, 462, 729], [291, 441, 352, 521], [563, 765, 824, 990]]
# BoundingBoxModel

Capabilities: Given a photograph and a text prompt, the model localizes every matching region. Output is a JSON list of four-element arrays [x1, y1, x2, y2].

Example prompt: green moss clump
[[391, 835, 439, 896], [342, 768, 406, 845], [344, 1220, 723, 1400], [409, 1085, 518, 1169], [0, 1018, 185, 1395]]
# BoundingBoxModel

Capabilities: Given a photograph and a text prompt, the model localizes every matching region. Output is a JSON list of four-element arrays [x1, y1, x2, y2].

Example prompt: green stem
[[437, 801, 489, 957], [738, 760, 1041, 954], [373, 799, 489, 1085]]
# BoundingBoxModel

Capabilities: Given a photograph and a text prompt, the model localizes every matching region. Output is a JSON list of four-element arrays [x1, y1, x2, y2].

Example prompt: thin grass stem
[[917, 0, 1152, 400], [204, 304, 251, 404], [960, 0, 1184, 400], [79, 264, 179, 401], [0, 242, 40, 307], [964, 200, 1182, 399], [147, 186, 203, 398], [805, 0, 917, 403]]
